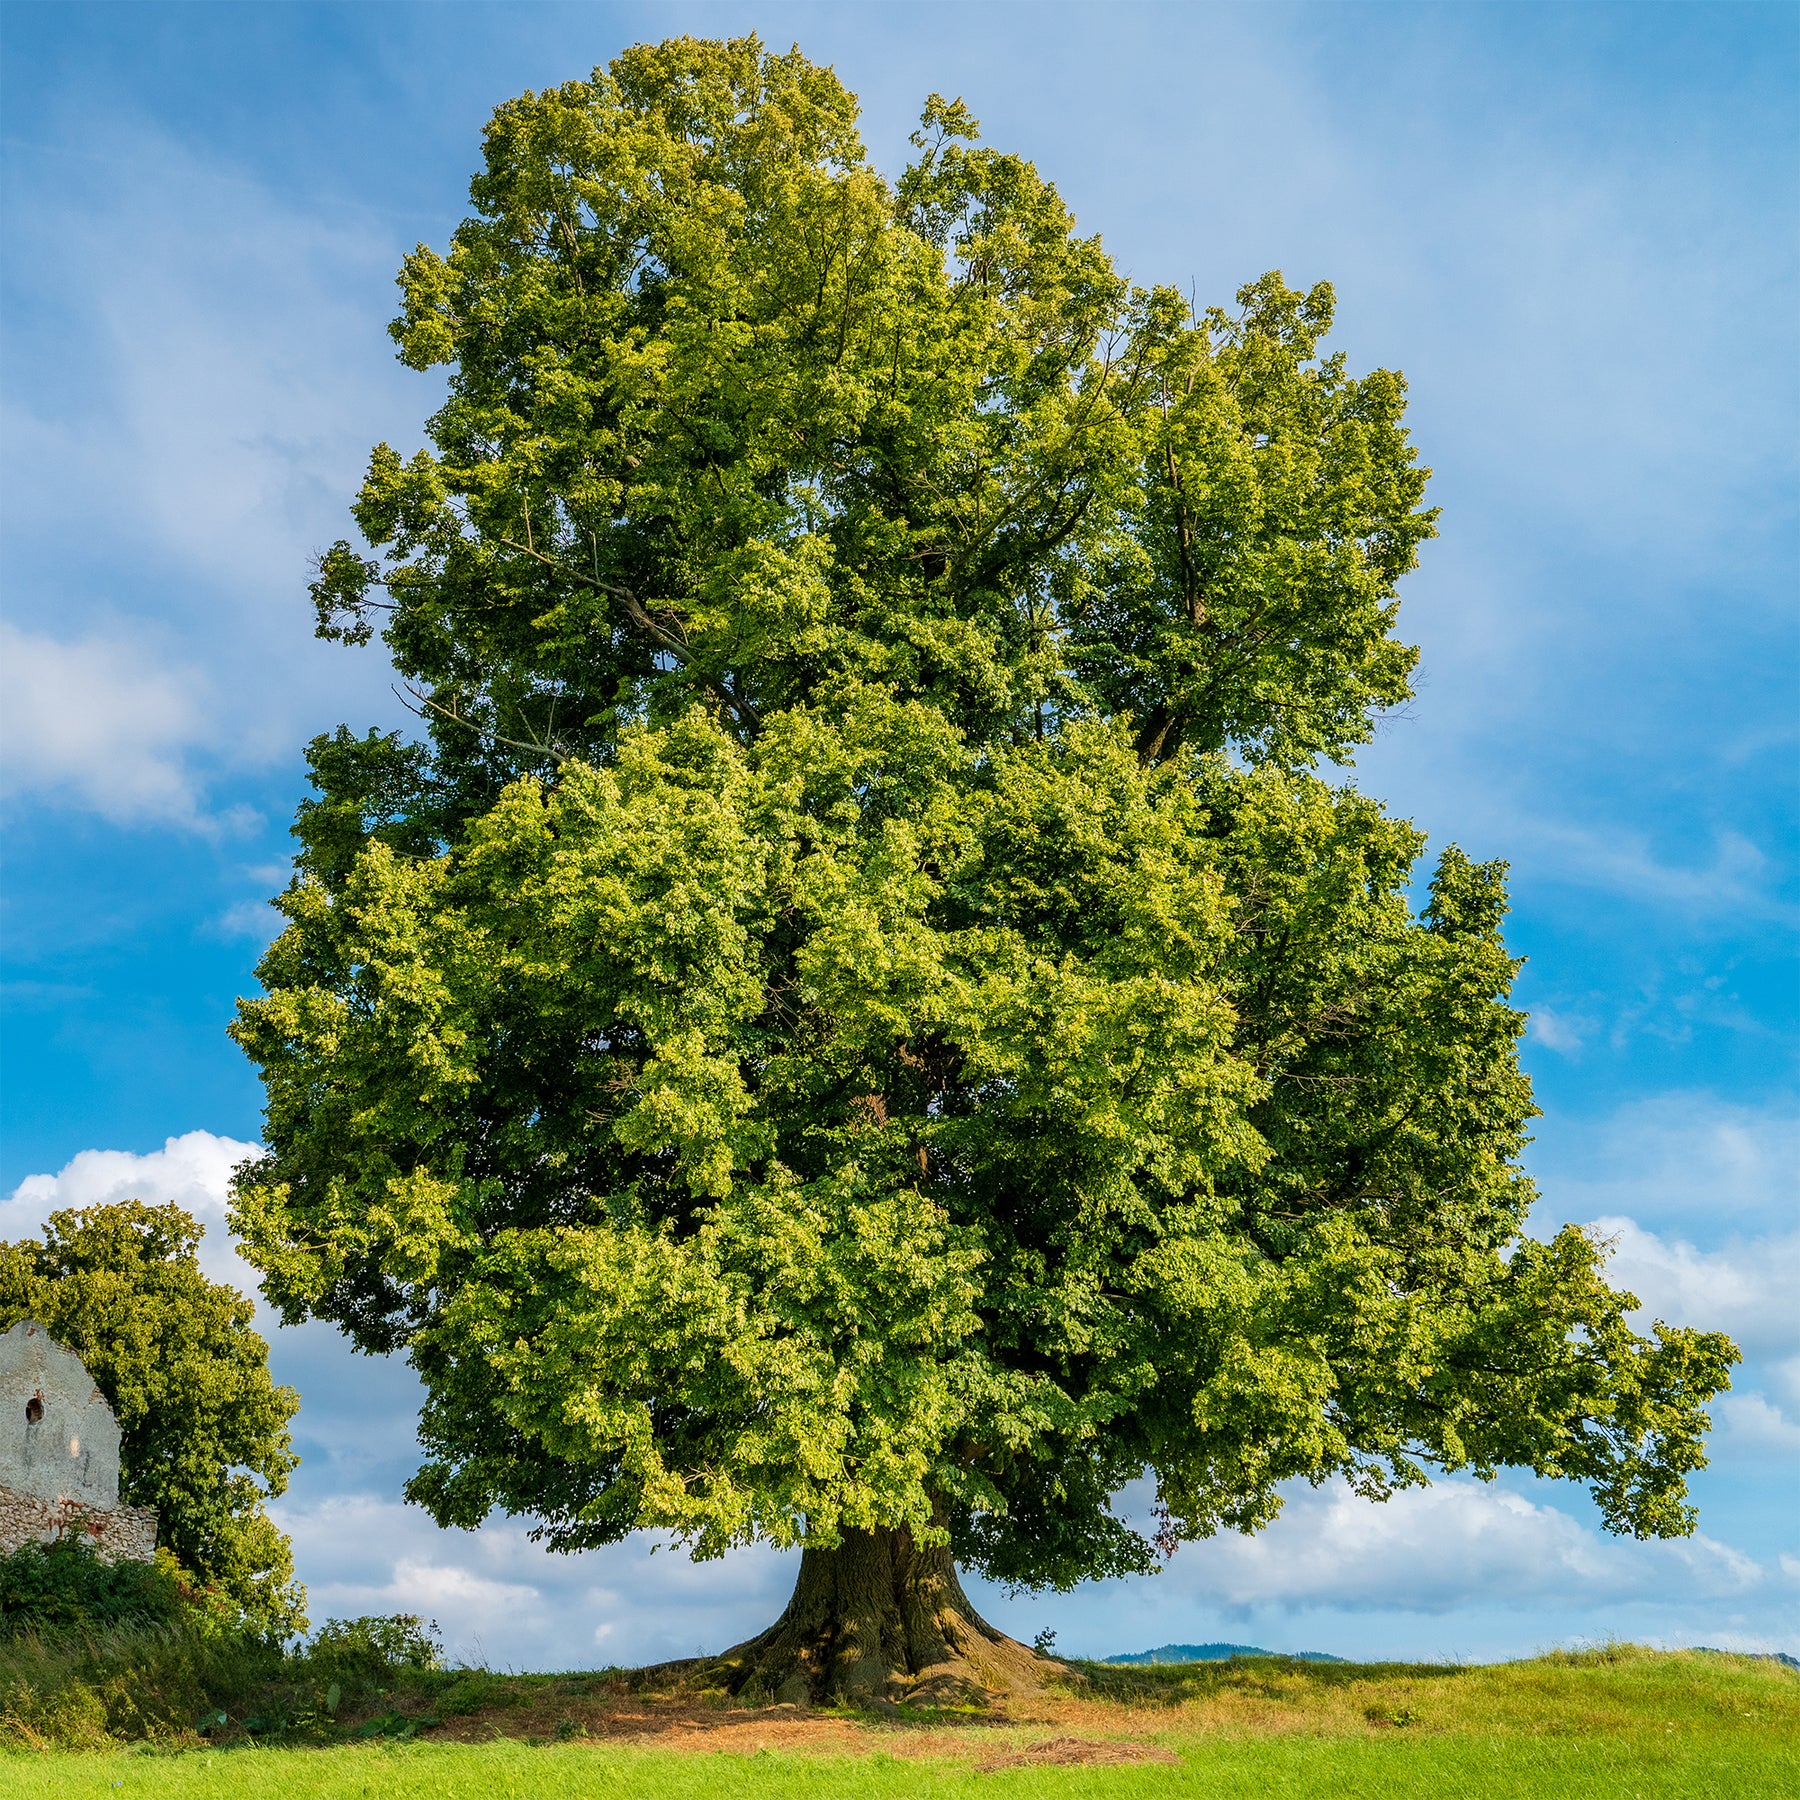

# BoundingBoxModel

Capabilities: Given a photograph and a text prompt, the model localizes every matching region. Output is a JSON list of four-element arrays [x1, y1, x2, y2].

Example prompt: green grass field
[[0, 1644, 1794, 1798], [0, 1732, 1790, 1800]]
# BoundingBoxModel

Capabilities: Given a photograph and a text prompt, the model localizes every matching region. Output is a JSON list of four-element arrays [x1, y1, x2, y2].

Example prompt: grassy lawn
[[1, 1646, 1794, 1798]]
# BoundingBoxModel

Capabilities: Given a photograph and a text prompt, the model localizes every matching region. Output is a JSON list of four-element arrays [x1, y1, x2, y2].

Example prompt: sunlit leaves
[[233, 36, 1735, 1592]]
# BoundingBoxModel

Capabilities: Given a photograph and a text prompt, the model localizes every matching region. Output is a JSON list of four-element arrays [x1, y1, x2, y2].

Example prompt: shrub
[[0, 1538, 187, 1635], [0, 1617, 284, 1749], [304, 1614, 442, 1691]]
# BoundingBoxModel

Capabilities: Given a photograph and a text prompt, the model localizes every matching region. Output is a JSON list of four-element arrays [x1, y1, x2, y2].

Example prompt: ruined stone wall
[[0, 1322, 156, 1565], [0, 1487, 158, 1565]]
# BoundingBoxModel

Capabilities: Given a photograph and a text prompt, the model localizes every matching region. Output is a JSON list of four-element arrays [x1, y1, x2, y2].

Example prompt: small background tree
[[0, 1202, 306, 1637], [231, 36, 1735, 1701]]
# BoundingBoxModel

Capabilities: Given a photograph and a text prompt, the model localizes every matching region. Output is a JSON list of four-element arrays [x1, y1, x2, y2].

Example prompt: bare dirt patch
[[416, 1683, 1180, 1765], [426, 1692, 862, 1753], [976, 1734, 1182, 1770]]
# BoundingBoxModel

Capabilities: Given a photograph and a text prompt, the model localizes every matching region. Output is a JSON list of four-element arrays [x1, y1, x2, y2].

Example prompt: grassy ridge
[[0, 1638, 1792, 1797]]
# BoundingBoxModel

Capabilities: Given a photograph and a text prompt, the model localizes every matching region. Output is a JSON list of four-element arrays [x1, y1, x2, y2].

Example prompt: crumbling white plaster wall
[[0, 1320, 155, 1563]]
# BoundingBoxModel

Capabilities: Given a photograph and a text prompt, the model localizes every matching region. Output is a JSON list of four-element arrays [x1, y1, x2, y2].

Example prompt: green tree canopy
[[0, 1203, 306, 1637], [232, 36, 1736, 1700]]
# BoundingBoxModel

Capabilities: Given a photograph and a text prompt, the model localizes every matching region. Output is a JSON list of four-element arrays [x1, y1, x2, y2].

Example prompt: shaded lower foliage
[[0, 1607, 449, 1750], [0, 1539, 187, 1635]]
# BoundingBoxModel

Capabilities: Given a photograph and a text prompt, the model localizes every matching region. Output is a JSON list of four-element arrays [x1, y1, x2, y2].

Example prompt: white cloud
[[1716, 1395, 1800, 1459], [1591, 1217, 1800, 1363], [1534, 1092, 1798, 1239], [214, 898, 283, 943], [1, 1135, 798, 1667], [1584, 1214, 1800, 1456], [1509, 819, 1792, 923], [1537, 1106, 1800, 1450], [276, 1494, 795, 1672], [1530, 1005, 1596, 1056], [2, 1129, 263, 1296], [0, 621, 217, 828], [1128, 1479, 1764, 1617], [9, 1134, 1793, 1668], [1, 1135, 424, 1493], [4, 131, 404, 599], [2, 120, 419, 828], [1767, 1357, 1800, 1417]]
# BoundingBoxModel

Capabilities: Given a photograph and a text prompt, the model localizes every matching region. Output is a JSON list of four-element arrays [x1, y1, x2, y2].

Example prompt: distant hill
[[1104, 1642, 1345, 1665], [1106, 1643, 1795, 1670], [1692, 1647, 1799, 1670]]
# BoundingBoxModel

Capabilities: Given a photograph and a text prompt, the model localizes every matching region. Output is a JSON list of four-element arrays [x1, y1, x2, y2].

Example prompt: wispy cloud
[[1534, 1091, 1798, 1238], [1, 122, 419, 827], [0, 621, 244, 831], [1511, 819, 1793, 924], [213, 898, 283, 943], [1530, 1005, 1599, 1057], [1590, 1217, 1800, 1368]]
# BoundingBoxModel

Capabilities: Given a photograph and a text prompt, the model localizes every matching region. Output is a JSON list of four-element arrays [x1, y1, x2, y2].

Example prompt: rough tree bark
[[703, 1525, 1061, 1706]]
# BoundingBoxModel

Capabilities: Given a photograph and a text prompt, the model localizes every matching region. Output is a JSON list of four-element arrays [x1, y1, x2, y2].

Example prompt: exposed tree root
[[699, 1526, 1062, 1707]]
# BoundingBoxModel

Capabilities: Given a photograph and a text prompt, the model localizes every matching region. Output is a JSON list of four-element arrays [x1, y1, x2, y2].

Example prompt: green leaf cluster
[[306, 36, 1429, 822], [234, 37, 1736, 1592], [0, 1204, 307, 1635]]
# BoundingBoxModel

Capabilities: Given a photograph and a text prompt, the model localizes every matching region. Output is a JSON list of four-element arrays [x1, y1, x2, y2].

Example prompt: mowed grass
[[1, 1647, 1793, 1799]]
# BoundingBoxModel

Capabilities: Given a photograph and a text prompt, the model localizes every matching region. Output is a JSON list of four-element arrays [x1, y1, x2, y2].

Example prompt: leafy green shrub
[[304, 1614, 442, 1690], [0, 1538, 187, 1634]]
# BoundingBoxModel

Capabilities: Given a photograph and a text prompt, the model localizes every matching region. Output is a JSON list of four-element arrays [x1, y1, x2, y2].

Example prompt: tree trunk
[[706, 1525, 1059, 1706]]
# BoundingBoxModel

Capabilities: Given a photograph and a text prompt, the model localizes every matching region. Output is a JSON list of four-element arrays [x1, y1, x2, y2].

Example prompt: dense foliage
[[0, 1538, 187, 1636], [232, 37, 1735, 1602], [0, 1203, 306, 1634], [0, 1610, 449, 1750], [307, 1613, 442, 1686]]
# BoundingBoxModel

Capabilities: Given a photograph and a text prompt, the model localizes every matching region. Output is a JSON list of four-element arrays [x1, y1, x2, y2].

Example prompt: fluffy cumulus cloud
[[6, 1128, 1796, 1665], [1592, 1213, 1800, 1462], [1129, 1480, 1762, 1616], [1030, 1472, 1800, 1664], [1595, 1217, 1800, 1360], [1524, 1092, 1800, 1458], [276, 1496, 796, 1672], [1, 1129, 261, 1293]]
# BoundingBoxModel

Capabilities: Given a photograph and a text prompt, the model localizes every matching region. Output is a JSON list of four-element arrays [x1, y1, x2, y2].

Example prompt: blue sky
[[2, 1, 1795, 1668]]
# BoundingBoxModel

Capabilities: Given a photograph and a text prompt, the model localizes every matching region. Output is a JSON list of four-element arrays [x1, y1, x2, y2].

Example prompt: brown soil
[[977, 1735, 1182, 1770], [413, 1680, 1183, 1764]]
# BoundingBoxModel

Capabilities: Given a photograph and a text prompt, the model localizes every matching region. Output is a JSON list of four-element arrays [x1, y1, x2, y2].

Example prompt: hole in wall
[[25, 1395, 44, 1424]]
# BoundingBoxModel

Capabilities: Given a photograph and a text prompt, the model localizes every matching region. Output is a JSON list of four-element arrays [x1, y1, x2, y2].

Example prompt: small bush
[[304, 1614, 442, 1690], [0, 1538, 187, 1635]]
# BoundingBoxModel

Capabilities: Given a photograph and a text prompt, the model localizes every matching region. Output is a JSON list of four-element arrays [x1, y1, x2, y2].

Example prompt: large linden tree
[[231, 37, 1736, 1701]]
